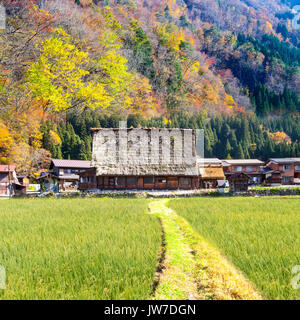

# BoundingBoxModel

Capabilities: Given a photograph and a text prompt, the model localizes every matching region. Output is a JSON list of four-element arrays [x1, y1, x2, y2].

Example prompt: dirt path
[[148, 199, 263, 300]]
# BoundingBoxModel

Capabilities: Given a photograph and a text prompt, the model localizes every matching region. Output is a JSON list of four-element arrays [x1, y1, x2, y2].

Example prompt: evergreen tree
[[236, 144, 245, 158]]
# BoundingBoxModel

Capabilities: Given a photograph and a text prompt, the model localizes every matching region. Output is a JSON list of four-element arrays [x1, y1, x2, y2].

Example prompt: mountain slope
[[0, 0, 300, 172]]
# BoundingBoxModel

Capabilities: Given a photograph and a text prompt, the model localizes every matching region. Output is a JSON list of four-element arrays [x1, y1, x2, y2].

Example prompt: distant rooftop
[[268, 158, 300, 164], [197, 157, 222, 165], [222, 159, 264, 166], [0, 165, 16, 172], [51, 159, 91, 169]]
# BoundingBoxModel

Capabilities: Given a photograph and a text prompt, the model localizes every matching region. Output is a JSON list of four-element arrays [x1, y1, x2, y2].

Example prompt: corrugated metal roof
[[197, 157, 222, 165], [268, 158, 297, 164], [0, 165, 16, 172], [58, 175, 80, 180], [222, 159, 264, 165], [51, 159, 91, 169]]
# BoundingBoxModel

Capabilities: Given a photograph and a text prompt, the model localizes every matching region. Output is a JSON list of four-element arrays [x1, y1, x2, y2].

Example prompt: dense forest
[[40, 110, 300, 162], [0, 0, 300, 174]]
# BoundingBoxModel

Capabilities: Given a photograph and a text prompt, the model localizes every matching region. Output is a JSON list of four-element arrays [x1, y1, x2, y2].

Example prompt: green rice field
[[169, 197, 300, 300], [1, 196, 299, 300], [0, 198, 161, 300]]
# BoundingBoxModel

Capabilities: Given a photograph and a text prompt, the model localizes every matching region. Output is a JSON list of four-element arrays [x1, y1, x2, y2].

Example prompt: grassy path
[[148, 201, 198, 300], [148, 200, 262, 300]]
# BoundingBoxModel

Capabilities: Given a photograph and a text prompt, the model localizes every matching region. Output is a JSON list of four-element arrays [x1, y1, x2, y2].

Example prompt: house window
[[246, 166, 253, 172], [158, 178, 167, 183], [235, 166, 242, 172], [180, 178, 190, 185], [116, 177, 126, 185], [283, 165, 291, 171], [295, 165, 300, 171], [144, 177, 154, 184], [253, 176, 261, 183], [127, 177, 137, 186], [109, 177, 115, 186], [282, 176, 292, 183]]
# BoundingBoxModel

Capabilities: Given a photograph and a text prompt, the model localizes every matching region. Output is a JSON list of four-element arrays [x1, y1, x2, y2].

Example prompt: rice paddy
[[169, 197, 300, 300], [1, 196, 299, 300], [0, 198, 161, 300]]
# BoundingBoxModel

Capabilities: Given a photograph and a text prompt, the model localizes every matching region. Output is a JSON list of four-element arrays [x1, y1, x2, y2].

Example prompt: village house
[[39, 159, 91, 193], [80, 128, 199, 191], [50, 159, 91, 192], [265, 158, 300, 185], [0, 165, 25, 196], [222, 159, 265, 185], [198, 158, 226, 189]]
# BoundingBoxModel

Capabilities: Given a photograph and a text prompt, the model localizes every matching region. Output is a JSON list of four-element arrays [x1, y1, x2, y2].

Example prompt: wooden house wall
[[79, 169, 97, 190], [81, 175, 198, 190], [229, 177, 249, 192]]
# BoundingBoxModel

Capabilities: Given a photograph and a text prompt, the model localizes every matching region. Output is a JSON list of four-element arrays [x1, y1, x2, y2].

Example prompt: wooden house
[[49, 159, 91, 192], [265, 158, 300, 185], [222, 159, 264, 185], [82, 128, 199, 191], [0, 165, 25, 196], [198, 158, 225, 189], [228, 172, 251, 193]]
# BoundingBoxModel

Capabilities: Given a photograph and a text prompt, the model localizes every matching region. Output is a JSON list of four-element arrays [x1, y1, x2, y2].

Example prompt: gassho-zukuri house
[[79, 128, 206, 191]]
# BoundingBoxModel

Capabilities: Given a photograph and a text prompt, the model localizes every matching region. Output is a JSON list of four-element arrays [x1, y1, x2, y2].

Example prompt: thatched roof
[[91, 128, 198, 176], [199, 167, 225, 180]]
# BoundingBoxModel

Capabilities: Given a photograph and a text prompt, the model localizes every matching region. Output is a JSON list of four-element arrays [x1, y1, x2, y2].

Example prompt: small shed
[[228, 172, 251, 193], [199, 166, 225, 189]]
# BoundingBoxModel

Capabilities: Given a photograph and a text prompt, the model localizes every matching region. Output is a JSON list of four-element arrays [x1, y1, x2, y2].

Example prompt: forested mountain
[[0, 0, 299, 174]]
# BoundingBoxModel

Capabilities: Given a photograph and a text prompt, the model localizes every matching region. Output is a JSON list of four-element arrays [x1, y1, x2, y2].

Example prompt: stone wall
[[248, 188, 300, 197]]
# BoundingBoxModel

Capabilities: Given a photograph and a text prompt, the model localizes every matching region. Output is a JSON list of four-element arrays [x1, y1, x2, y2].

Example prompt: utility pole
[[8, 164, 11, 199]]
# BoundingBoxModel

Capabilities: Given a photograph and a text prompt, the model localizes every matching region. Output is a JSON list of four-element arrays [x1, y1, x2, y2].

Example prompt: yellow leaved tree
[[27, 28, 112, 112], [0, 122, 14, 163]]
